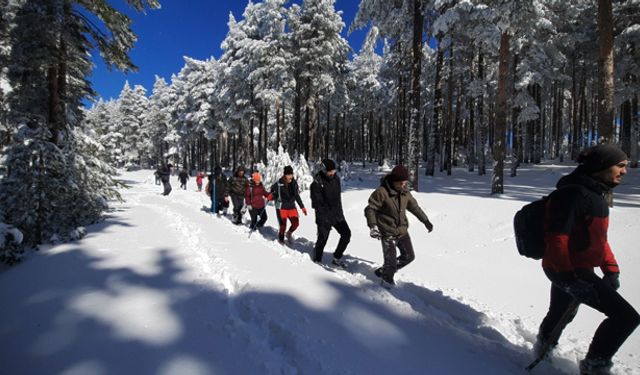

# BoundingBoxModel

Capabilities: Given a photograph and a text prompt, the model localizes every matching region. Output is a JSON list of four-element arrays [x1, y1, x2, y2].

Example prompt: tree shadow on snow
[[0, 242, 575, 375]]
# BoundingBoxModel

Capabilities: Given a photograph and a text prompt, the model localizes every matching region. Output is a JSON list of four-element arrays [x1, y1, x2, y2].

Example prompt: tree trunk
[[478, 49, 486, 176], [426, 44, 443, 176], [492, 31, 510, 195], [597, 0, 615, 143]]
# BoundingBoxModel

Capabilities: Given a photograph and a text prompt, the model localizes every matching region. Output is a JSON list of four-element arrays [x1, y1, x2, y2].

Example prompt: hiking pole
[[526, 299, 580, 371], [248, 207, 266, 238]]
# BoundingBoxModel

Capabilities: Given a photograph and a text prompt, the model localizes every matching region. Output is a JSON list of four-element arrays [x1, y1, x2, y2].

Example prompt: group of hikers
[[155, 143, 638, 375]]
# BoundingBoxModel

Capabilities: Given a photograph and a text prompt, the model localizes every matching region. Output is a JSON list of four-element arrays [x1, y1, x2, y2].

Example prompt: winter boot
[[374, 267, 383, 278], [285, 231, 294, 242], [332, 257, 347, 269], [532, 333, 556, 361], [380, 276, 395, 289], [579, 358, 613, 375]]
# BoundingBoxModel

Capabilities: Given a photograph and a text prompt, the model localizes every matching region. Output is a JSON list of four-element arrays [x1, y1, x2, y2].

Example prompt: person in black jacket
[[270, 165, 307, 244], [155, 163, 172, 196], [178, 168, 189, 190], [310, 159, 351, 267], [535, 144, 638, 375], [206, 166, 229, 216]]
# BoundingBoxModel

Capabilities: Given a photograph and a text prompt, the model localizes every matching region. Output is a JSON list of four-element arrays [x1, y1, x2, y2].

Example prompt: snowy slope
[[0, 163, 638, 375]]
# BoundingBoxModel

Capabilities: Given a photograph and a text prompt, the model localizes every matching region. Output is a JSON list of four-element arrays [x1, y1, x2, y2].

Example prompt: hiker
[[155, 163, 172, 196], [534, 144, 639, 375], [229, 166, 249, 224], [364, 165, 434, 287], [245, 171, 271, 232], [178, 168, 189, 190], [310, 159, 351, 267], [205, 166, 229, 215], [196, 171, 205, 192], [270, 165, 307, 244]]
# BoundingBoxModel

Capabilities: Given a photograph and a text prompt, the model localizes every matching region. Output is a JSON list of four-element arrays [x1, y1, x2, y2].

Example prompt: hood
[[380, 175, 403, 196], [557, 166, 610, 195], [234, 166, 246, 177]]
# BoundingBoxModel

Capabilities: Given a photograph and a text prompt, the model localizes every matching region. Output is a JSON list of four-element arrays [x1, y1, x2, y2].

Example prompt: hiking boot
[[532, 335, 556, 360], [285, 231, 294, 242], [332, 258, 347, 268], [579, 358, 613, 375], [374, 267, 383, 278], [380, 276, 395, 289]]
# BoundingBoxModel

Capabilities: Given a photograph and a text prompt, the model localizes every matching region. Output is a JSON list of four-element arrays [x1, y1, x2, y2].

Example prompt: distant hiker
[[205, 166, 229, 216], [533, 144, 638, 375], [364, 165, 434, 287], [270, 165, 307, 244], [229, 166, 249, 224], [310, 159, 351, 267], [178, 168, 189, 190], [196, 171, 205, 192], [245, 171, 272, 232], [155, 163, 172, 196]]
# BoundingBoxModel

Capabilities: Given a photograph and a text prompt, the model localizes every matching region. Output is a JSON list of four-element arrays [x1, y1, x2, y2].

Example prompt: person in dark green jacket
[[364, 165, 433, 286]]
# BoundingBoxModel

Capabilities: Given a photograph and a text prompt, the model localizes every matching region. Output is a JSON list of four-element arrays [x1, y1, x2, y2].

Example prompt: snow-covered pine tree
[[0, 0, 159, 261], [288, 0, 350, 160]]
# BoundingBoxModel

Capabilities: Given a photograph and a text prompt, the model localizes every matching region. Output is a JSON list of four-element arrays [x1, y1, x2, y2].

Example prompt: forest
[[0, 0, 639, 259]]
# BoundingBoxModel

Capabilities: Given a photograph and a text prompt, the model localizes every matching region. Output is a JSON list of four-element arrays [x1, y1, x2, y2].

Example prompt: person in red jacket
[[245, 171, 272, 231], [196, 171, 205, 192], [535, 144, 639, 375]]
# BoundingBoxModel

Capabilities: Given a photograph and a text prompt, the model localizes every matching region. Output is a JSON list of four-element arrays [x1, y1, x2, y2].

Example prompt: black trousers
[[539, 268, 639, 361], [313, 220, 351, 262], [249, 208, 267, 229], [380, 234, 415, 282], [162, 181, 172, 196], [231, 195, 244, 222]]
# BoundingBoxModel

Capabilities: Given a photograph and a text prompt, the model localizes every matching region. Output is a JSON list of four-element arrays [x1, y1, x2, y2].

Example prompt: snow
[[1, 163, 639, 375]]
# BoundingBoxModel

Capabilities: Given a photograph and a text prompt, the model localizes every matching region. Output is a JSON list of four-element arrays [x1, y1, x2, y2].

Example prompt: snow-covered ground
[[1, 163, 639, 375]]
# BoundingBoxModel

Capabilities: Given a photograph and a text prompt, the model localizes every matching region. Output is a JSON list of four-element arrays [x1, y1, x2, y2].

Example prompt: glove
[[602, 273, 620, 291], [424, 221, 434, 233], [564, 279, 599, 305], [302, 207, 308, 216], [369, 226, 381, 239]]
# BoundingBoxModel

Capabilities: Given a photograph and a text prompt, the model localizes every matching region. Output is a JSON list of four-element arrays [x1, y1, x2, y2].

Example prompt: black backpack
[[513, 197, 548, 259]]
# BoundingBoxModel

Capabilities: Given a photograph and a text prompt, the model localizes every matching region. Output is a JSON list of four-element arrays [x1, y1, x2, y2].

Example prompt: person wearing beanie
[[229, 166, 249, 225], [245, 171, 272, 232], [270, 165, 307, 244], [534, 144, 638, 374], [310, 159, 351, 267], [205, 165, 229, 216], [364, 165, 434, 287]]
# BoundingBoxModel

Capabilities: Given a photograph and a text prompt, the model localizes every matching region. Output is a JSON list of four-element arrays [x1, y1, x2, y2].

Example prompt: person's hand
[[369, 226, 381, 239], [424, 221, 434, 233], [302, 207, 308, 216], [602, 273, 620, 291], [564, 279, 599, 305], [246, 205, 253, 211], [224, 196, 229, 203]]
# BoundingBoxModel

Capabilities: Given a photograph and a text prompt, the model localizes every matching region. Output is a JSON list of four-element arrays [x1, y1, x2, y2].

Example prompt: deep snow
[[1, 163, 638, 375]]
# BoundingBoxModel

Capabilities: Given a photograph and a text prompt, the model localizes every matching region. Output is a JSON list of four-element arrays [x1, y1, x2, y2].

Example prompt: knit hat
[[321, 159, 336, 172], [388, 165, 409, 182], [284, 165, 294, 175], [577, 144, 628, 174], [252, 171, 262, 183]]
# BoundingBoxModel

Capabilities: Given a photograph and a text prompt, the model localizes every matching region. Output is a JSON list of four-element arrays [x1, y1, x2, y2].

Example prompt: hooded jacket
[[543, 167, 619, 275], [229, 168, 249, 196], [245, 181, 271, 210], [364, 175, 430, 238], [310, 171, 345, 225], [206, 172, 228, 200]]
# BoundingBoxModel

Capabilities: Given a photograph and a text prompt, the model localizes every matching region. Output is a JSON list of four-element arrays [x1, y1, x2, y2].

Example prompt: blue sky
[[89, 0, 367, 103]]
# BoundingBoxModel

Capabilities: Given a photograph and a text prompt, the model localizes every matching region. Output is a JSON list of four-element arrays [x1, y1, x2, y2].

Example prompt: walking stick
[[526, 299, 580, 371]]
